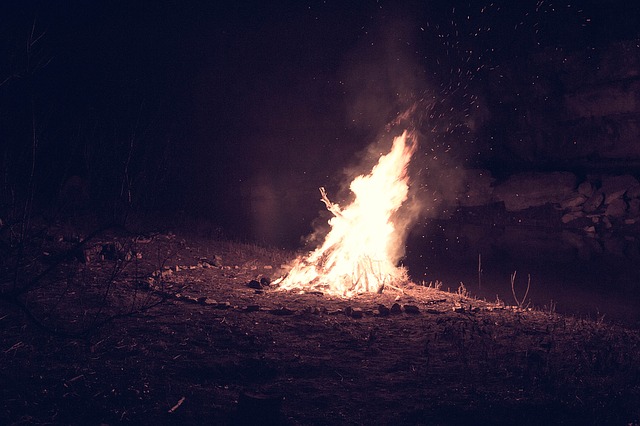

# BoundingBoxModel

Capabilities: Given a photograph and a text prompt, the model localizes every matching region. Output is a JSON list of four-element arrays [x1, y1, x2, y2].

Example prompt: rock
[[577, 181, 594, 197], [199, 257, 220, 267], [247, 280, 262, 289], [214, 301, 231, 310], [601, 174, 640, 204], [457, 169, 495, 207], [560, 194, 587, 210], [605, 198, 627, 217], [269, 307, 295, 316], [583, 191, 604, 213], [561, 211, 584, 223], [100, 242, 123, 261], [627, 185, 640, 199], [390, 303, 402, 315], [375, 304, 390, 316], [629, 199, 640, 216], [345, 307, 364, 319], [260, 277, 271, 286], [452, 304, 466, 313], [403, 305, 420, 314], [492, 172, 577, 211]]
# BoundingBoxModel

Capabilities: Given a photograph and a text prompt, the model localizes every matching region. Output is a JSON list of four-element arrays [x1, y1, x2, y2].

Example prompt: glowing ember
[[276, 131, 416, 297]]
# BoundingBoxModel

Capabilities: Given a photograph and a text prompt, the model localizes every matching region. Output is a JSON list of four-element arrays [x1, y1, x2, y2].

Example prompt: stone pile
[[559, 174, 640, 233], [455, 170, 640, 233]]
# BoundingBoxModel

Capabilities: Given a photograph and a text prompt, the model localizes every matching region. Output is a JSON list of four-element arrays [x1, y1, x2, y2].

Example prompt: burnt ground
[[1, 220, 640, 425]]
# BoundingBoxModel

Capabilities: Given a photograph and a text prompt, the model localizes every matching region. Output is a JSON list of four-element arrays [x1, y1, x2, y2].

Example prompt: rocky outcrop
[[484, 41, 640, 164], [491, 172, 577, 212], [559, 174, 640, 232], [455, 170, 640, 234], [457, 169, 495, 207]]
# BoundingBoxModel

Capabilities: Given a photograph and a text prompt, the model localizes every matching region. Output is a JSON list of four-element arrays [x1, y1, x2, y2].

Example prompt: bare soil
[[1, 223, 640, 425]]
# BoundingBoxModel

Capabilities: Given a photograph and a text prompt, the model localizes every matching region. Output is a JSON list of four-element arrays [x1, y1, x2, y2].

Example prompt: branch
[[319, 187, 342, 217]]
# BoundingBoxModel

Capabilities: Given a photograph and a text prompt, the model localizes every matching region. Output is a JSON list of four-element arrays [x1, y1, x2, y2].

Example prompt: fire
[[276, 131, 417, 297]]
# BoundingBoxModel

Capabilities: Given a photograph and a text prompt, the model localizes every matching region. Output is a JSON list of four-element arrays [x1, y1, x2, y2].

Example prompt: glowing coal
[[275, 131, 416, 297]]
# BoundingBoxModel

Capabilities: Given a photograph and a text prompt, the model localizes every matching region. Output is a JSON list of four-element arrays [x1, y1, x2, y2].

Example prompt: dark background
[[2, 0, 639, 245]]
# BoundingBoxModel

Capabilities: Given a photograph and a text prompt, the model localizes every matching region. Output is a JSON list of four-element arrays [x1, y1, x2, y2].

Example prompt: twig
[[384, 282, 405, 294], [168, 396, 186, 413], [477, 253, 482, 289], [510, 271, 531, 309], [319, 187, 342, 217]]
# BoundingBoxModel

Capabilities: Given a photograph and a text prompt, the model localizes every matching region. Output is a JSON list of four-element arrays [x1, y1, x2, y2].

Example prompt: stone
[[583, 191, 604, 213], [260, 277, 271, 286], [627, 185, 640, 199], [560, 194, 587, 210], [492, 172, 577, 211], [577, 181, 594, 197], [403, 305, 420, 314], [561, 211, 583, 224], [600, 174, 640, 204], [605, 198, 627, 217], [349, 307, 364, 319], [269, 307, 295, 316], [247, 280, 262, 289], [457, 169, 495, 207], [629, 199, 640, 216], [390, 303, 402, 315], [375, 304, 390, 317], [214, 301, 231, 310]]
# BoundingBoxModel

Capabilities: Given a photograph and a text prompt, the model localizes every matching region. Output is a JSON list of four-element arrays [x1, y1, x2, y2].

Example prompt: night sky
[[2, 0, 639, 244]]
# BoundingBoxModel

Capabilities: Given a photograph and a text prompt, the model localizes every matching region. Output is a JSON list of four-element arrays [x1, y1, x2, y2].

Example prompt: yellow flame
[[276, 131, 416, 297]]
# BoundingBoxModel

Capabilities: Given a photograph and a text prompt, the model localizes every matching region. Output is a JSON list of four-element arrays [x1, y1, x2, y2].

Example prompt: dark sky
[[2, 0, 639, 242]]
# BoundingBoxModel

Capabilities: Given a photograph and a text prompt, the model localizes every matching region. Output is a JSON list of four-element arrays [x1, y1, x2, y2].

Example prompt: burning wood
[[275, 131, 417, 297]]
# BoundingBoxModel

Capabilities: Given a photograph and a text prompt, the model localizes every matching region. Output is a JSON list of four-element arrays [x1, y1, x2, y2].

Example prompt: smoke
[[339, 8, 427, 134], [335, 9, 428, 203], [324, 4, 487, 257]]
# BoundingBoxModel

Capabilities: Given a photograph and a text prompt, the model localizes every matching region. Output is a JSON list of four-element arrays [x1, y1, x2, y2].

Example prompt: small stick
[[477, 253, 482, 289], [168, 396, 186, 413], [385, 283, 405, 294], [510, 271, 531, 309]]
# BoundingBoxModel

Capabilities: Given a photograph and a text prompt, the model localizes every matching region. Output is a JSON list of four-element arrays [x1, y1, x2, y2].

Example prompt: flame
[[276, 131, 416, 297]]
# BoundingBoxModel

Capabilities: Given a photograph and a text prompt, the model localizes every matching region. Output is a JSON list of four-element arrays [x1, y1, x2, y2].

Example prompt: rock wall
[[484, 40, 640, 165], [456, 169, 640, 235]]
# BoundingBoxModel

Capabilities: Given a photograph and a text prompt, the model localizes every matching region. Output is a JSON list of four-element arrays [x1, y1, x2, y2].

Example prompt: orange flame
[[276, 131, 416, 297]]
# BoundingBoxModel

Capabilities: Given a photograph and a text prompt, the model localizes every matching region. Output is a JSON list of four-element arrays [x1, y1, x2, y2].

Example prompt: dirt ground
[[1, 222, 640, 425]]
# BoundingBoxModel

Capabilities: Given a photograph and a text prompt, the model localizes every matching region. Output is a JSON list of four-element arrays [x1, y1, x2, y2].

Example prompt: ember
[[276, 131, 416, 297]]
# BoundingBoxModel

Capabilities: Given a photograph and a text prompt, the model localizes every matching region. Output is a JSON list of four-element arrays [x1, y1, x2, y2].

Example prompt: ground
[[1, 220, 640, 425]]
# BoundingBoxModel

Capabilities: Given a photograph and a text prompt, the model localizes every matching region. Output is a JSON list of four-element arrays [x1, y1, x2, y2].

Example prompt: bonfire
[[275, 130, 416, 297]]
